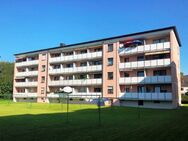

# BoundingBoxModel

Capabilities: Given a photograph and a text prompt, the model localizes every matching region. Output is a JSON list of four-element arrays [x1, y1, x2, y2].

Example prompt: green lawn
[[0, 100, 188, 141]]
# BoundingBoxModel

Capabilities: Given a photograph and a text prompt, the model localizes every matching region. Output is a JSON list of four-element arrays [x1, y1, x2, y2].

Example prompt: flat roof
[[14, 26, 181, 56]]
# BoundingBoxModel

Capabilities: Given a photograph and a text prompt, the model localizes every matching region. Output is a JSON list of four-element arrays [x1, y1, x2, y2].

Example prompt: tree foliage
[[0, 62, 14, 98]]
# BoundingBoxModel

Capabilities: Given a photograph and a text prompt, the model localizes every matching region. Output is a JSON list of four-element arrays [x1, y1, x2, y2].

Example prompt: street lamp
[[59, 86, 72, 123]]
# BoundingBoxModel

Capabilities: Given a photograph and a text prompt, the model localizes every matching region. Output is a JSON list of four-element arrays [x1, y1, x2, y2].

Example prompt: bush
[[181, 94, 188, 104], [185, 92, 188, 96]]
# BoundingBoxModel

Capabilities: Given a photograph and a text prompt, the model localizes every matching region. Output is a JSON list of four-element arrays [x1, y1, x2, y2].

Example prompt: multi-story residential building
[[13, 26, 181, 109]]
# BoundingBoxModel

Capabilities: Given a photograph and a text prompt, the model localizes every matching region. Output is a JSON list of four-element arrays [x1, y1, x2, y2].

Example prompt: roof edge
[[14, 26, 181, 56]]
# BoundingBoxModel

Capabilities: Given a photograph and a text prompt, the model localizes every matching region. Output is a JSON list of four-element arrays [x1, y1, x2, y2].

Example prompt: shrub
[[185, 92, 188, 96], [181, 94, 188, 104]]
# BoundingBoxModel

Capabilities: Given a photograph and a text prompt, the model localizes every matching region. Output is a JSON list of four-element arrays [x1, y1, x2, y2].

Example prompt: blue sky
[[0, 0, 188, 74]]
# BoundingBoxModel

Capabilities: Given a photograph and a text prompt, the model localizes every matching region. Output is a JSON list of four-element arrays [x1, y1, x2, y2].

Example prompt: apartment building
[[13, 26, 181, 109]]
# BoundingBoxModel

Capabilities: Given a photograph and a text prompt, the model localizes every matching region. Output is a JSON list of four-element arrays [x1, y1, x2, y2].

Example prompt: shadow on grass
[[0, 104, 188, 141]]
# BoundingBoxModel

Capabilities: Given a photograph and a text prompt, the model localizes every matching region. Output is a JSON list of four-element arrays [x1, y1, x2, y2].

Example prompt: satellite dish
[[63, 86, 72, 94]]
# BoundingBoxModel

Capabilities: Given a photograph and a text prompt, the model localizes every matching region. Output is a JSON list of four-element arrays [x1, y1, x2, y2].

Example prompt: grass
[[0, 100, 188, 141]]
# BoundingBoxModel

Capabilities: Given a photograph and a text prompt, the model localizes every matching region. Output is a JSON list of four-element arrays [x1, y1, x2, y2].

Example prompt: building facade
[[13, 26, 181, 109], [181, 75, 188, 95]]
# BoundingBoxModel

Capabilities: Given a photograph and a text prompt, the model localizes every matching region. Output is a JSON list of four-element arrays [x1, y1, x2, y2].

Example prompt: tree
[[0, 62, 14, 98]]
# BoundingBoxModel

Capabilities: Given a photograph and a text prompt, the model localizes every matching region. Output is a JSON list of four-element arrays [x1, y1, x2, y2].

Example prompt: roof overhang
[[14, 26, 181, 57]]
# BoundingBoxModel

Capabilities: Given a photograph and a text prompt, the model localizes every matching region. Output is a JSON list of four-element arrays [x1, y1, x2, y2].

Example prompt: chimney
[[60, 43, 66, 47]]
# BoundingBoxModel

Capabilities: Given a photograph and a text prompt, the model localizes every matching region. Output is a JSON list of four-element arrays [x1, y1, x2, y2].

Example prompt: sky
[[0, 0, 188, 74]]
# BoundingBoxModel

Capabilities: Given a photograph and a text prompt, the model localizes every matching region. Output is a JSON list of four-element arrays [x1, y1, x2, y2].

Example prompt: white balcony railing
[[15, 60, 39, 67], [48, 79, 102, 86], [119, 42, 170, 56], [47, 92, 102, 98], [119, 59, 171, 70], [14, 93, 38, 98], [119, 76, 171, 85], [119, 92, 172, 101], [15, 71, 38, 77], [49, 65, 102, 74], [14, 82, 38, 87], [49, 51, 102, 63]]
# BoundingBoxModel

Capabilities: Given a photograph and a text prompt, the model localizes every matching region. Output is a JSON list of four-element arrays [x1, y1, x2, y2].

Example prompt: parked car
[[90, 98, 109, 106]]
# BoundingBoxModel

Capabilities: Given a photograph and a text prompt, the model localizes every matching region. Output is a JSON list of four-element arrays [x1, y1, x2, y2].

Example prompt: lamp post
[[60, 86, 72, 123]]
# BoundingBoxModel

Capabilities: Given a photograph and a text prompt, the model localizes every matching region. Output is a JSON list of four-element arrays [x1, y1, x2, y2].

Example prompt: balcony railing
[[119, 92, 172, 101], [49, 51, 102, 63], [119, 76, 171, 85], [49, 65, 102, 74], [47, 92, 102, 98], [14, 93, 38, 98], [48, 78, 102, 86], [15, 60, 39, 67], [14, 82, 38, 87], [119, 42, 170, 55], [119, 59, 171, 70], [15, 71, 38, 77]]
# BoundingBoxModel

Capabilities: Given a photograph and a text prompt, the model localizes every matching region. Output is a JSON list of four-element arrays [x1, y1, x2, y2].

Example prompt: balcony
[[119, 92, 172, 101], [119, 59, 171, 70], [14, 82, 38, 87], [48, 79, 102, 86], [15, 60, 39, 67], [119, 42, 170, 56], [14, 93, 38, 98], [119, 76, 171, 85], [47, 92, 102, 98], [15, 71, 38, 77], [49, 65, 102, 75], [49, 51, 102, 63]]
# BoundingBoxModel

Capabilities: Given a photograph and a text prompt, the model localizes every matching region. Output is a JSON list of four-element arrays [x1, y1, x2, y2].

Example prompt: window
[[125, 87, 130, 92], [124, 58, 129, 62], [153, 54, 166, 60], [80, 62, 87, 67], [153, 70, 166, 76], [80, 74, 87, 79], [108, 44, 113, 52], [54, 64, 60, 69], [41, 65, 46, 72], [108, 58, 113, 66], [80, 50, 87, 54], [64, 52, 73, 56], [137, 56, 144, 61], [54, 76, 60, 81], [94, 88, 102, 92], [108, 72, 113, 80], [78, 87, 87, 92], [28, 56, 37, 61], [124, 72, 129, 77], [137, 86, 145, 93], [41, 87, 45, 94], [89, 60, 102, 66], [66, 75, 73, 80], [30, 67, 35, 71], [137, 71, 144, 77], [41, 76, 45, 83], [153, 38, 167, 44], [66, 63, 73, 68], [108, 86, 113, 94], [94, 73, 102, 78], [94, 48, 102, 52]]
